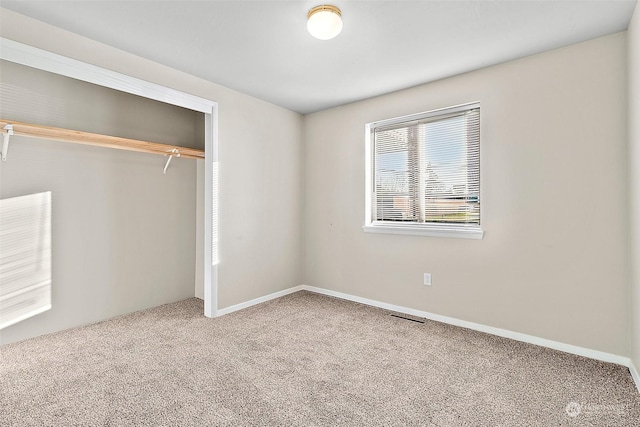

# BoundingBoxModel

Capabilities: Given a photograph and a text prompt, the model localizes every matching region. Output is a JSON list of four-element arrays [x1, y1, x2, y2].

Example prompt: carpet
[[1, 291, 639, 426]]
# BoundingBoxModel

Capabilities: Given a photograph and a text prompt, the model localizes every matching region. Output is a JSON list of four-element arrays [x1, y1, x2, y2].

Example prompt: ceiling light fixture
[[307, 5, 343, 40]]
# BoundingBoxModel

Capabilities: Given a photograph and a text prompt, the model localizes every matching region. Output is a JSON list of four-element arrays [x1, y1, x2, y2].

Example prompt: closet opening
[[0, 39, 218, 343]]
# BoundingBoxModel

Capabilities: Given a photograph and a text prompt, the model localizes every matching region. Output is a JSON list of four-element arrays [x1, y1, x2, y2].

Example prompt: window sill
[[362, 223, 484, 240]]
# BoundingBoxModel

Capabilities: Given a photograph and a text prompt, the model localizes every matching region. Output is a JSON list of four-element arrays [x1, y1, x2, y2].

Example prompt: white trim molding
[[215, 285, 305, 317], [303, 285, 640, 392], [301, 285, 630, 366], [630, 361, 640, 394], [362, 224, 484, 239], [214, 283, 639, 393]]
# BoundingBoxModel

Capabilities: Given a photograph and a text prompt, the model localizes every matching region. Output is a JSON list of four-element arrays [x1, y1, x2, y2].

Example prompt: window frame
[[363, 102, 484, 240]]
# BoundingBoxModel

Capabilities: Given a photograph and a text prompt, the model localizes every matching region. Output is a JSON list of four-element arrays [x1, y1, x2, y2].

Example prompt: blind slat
[[372, 105, 480, 226]]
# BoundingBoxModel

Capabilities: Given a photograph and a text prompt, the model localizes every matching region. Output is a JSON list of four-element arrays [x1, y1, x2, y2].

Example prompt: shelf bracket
[[163, 148, 180, 174], [2, 124, 13, 161]]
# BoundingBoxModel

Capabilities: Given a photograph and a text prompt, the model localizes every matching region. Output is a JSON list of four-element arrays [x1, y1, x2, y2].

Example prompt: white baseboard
[[213, 283, 640, 394], [215, 285, 305, 317], [300, 285, 630, 366], [301, 285, 640, 394], [630, 361, 640, 394]]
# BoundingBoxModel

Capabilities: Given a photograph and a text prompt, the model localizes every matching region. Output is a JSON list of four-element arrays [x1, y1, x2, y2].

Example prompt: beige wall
[[0, 9, 304, 340], [629, 1, 640, 372], [304, 33, 629, 356]]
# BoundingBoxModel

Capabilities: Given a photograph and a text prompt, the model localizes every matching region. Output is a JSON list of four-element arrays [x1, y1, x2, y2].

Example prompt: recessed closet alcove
[[0, 45, 218, 344]]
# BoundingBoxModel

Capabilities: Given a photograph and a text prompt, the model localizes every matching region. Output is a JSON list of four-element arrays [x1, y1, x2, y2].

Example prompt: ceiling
[[1, 1, 637, 114]]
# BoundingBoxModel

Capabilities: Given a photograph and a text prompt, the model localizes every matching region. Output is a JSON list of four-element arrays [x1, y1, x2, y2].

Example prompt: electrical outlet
[[423, 273, 432, 286]]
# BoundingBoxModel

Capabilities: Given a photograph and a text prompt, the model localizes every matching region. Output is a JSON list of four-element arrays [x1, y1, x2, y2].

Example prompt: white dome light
[[307, 5, 343, 40]]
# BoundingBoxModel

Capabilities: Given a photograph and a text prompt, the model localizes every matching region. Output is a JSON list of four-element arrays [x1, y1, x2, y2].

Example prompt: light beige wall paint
[[216, 98, 303, 307], [629, 1, 640, 372], [0, 9, 304, 317], [304, 33, 629, 356], [0, 61, 200, 344]]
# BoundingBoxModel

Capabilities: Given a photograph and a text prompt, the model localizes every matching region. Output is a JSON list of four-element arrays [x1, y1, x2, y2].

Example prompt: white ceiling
[[1, 1, 637, 114]]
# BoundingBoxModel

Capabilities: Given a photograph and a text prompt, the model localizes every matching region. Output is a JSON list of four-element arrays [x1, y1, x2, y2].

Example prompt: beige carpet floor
[[1, 291, 639, 426]]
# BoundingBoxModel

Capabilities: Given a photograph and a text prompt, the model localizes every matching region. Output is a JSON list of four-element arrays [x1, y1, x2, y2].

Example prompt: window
[[364, 102, 483, 239]]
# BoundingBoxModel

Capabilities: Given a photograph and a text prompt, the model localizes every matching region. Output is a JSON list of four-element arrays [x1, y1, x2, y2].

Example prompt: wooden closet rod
[[0, 119, 205, 160]]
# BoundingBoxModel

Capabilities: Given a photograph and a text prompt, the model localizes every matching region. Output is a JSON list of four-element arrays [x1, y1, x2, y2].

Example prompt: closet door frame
[[0, 38, 219, 317]]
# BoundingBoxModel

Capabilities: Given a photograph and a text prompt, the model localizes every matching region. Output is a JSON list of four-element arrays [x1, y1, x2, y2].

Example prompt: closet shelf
[[0, 119, 205, 160]]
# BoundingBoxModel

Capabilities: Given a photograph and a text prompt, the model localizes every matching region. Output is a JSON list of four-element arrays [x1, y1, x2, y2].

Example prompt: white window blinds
[[370, 103, 480, 228]]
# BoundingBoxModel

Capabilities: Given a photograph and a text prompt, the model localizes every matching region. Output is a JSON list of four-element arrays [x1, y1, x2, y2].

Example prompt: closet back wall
[[0, 60, 201, 344]]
